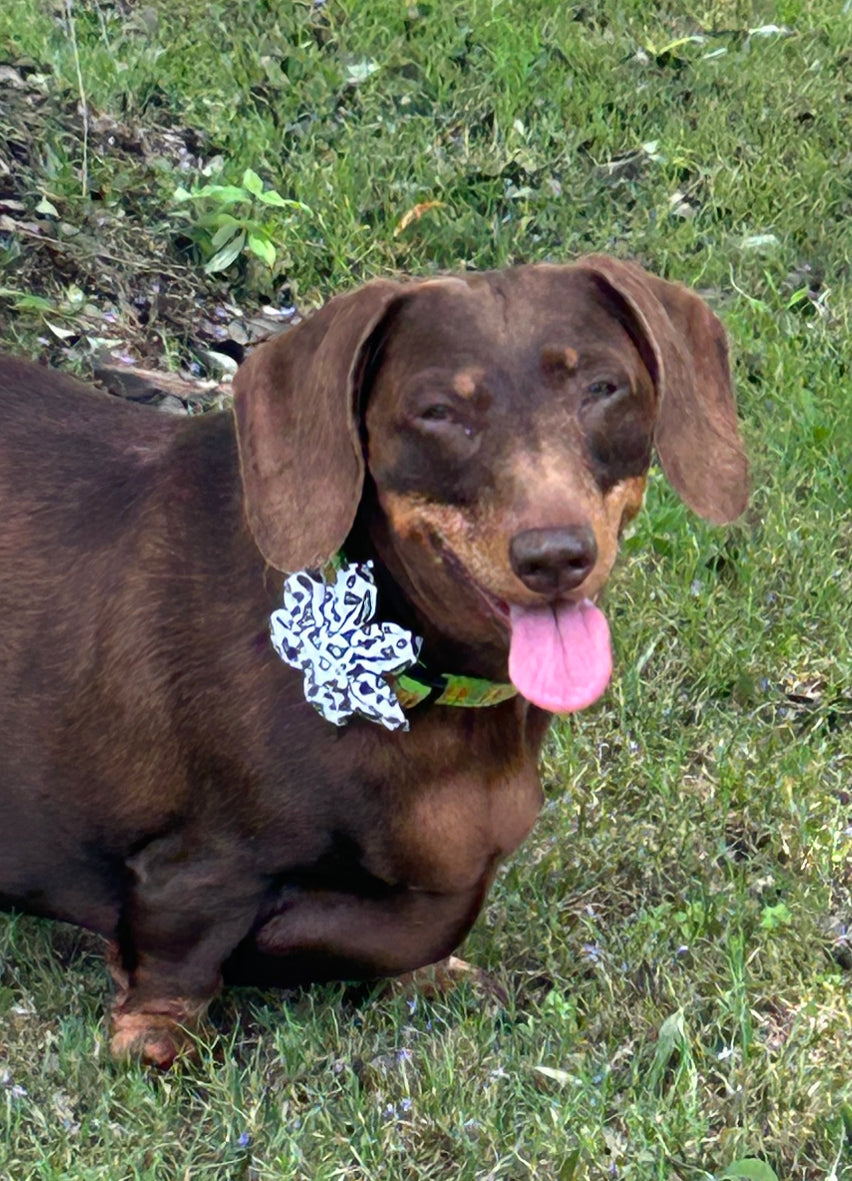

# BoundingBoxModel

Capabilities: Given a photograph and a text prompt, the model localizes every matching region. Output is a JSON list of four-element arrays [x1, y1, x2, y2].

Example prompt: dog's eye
[[419, 403, 455, 422], [414, 402, 479, 447], [586, 379, 622, 400]]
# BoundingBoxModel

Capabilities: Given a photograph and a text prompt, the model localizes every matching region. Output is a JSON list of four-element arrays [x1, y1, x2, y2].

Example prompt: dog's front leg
[[110, 841, 262, 1068], [246, 872, 496, 985]]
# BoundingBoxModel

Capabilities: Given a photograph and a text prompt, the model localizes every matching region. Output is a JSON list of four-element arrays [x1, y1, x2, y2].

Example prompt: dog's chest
[[325, 708, 545, 895]]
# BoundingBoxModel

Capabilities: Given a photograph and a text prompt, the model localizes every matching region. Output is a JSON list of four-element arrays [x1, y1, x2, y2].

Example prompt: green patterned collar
[[392, 667, 517, 710]]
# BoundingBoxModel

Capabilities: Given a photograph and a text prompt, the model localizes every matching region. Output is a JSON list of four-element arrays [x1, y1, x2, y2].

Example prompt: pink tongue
[[508, 599, 612, 713]]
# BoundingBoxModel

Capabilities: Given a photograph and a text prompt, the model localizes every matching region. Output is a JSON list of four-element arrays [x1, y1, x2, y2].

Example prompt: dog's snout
[[509, 525, 598, 595]]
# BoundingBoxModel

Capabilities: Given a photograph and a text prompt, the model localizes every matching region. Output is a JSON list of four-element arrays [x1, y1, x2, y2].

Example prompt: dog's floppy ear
[[232, 279, 406, 571], [577, 255, 748, 524]]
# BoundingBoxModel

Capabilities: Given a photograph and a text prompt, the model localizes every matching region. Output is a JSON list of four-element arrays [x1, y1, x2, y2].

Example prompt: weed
[[173, 168, 311, 274]]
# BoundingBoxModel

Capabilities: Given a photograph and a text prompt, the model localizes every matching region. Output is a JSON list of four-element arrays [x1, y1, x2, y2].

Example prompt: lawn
[[1, 1, 852, 1178]]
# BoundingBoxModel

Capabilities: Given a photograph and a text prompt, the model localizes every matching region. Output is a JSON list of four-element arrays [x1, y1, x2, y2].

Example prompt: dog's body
[[0, 259, 747, 1065]]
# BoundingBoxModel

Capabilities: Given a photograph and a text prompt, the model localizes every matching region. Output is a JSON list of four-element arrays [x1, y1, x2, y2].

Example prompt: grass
[[1, 0, 852, 1177]]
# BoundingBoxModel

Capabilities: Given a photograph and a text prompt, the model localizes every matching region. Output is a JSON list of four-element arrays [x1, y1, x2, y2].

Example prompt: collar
[[391, 667, 518, 710]]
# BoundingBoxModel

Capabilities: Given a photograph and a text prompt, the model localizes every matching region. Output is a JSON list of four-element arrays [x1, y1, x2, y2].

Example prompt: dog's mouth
[[437, 544, 511, 626], [437, 543, 612, 714]]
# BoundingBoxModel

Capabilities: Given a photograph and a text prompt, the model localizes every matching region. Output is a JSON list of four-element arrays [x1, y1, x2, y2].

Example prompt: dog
[[0, 256, 748, 1067]]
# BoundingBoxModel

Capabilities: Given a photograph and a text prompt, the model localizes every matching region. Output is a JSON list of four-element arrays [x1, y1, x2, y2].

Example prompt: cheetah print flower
[[270, 560, 422, 731]]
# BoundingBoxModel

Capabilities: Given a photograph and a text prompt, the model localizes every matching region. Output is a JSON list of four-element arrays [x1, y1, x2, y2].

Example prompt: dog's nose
[[509, 525, 598, 595]]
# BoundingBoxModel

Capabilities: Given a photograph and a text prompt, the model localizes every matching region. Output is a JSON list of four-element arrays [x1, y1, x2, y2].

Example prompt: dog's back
[[0, 358, 177, 584], [0, 365, 156, 916], [0, 361, 202, 929]]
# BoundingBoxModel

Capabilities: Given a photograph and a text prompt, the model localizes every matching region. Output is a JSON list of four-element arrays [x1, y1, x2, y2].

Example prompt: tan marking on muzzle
[[382, 467, 647, 609], [382, 490, 510, 592], [578, 475, 647, 599]]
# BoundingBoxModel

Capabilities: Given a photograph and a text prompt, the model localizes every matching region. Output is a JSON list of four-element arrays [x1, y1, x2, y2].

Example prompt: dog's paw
[[110, 1010, 195, 1068], [109, 995, 209, 1069]]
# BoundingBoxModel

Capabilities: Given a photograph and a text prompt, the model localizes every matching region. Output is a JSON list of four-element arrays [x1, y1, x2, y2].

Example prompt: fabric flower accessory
[[270, 560, 422, 731]]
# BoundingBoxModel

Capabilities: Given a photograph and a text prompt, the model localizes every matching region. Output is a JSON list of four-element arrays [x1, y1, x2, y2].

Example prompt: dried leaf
[[741, 233, 779, 250], [532, 1064, 574, 1087], [394, 200, 446, 236], [345, 58, 380, 85], [45, 320, 77, 340]]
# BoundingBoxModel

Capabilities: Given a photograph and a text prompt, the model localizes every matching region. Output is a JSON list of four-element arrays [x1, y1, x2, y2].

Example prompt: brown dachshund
[[0, 257, 748, 1066]]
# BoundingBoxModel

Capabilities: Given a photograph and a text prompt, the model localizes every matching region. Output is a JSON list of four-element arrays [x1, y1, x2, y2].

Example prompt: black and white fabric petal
[[269, 561, 421, 731]]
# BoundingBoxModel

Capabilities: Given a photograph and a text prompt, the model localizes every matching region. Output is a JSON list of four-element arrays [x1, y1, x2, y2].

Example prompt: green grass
[[2, 1, 852, 1178]]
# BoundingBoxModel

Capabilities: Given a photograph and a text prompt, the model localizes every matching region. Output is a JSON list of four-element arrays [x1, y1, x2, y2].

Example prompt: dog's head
[[233, 257, 748, 712]]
